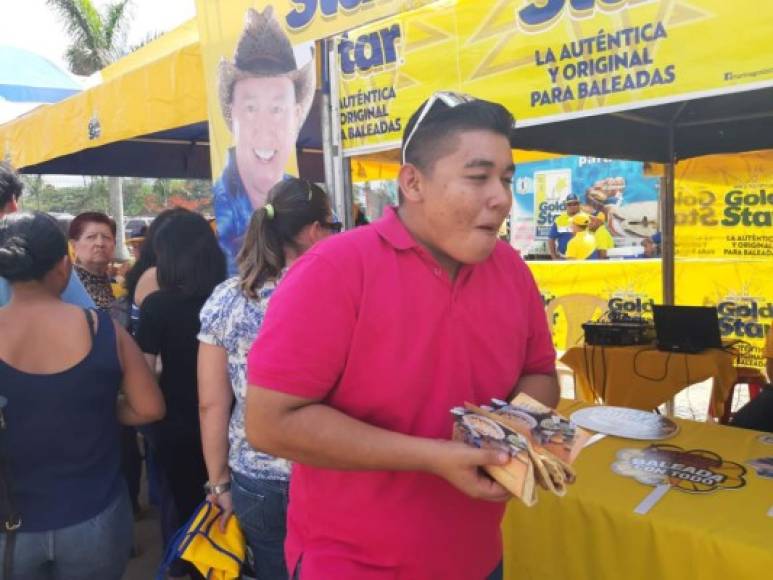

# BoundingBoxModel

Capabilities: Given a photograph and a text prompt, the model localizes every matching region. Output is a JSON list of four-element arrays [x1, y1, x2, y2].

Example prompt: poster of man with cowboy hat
[[213, 6, 315, 270]]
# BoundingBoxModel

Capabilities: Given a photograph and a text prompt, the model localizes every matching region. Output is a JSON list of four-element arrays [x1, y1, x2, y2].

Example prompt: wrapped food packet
[[451, 396, 589, 505], [451, 407, 537, 507], [491, 394, 592, 465]]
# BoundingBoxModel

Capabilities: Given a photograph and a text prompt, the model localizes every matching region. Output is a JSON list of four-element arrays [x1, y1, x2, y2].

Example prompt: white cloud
[[0, 0, 196, 73]]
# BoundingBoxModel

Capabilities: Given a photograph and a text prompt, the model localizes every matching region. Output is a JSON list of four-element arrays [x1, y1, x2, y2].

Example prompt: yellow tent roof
[[0, 19, 207, 173], [100, 19, 200, 82]]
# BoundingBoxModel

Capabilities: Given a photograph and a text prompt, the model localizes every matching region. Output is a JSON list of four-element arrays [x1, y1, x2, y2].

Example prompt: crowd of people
[[0, 95, 561, 580], [2, 91, 768, 580]]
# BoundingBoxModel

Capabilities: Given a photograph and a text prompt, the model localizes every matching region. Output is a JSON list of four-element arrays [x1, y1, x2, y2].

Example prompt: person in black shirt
[[135, 210, 226, 577]]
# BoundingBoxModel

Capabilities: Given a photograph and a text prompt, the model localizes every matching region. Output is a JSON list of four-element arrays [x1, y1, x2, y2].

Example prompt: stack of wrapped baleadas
[[452, 394, 591, 506]]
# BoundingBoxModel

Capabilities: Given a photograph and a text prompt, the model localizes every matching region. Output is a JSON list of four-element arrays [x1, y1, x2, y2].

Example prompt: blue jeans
[[488, 560, 504, 580], [231, 472, 289, 580], [0, 488, 132, 580]]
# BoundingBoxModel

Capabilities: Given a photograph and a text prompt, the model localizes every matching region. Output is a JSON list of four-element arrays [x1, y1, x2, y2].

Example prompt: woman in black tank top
[[0, 211, 164, 580]]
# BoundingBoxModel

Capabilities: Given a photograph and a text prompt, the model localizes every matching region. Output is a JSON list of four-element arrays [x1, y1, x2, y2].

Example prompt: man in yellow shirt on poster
[[589, 211, 614, 259], [565, 214, 598, 260], [548, 193, 583, 260]]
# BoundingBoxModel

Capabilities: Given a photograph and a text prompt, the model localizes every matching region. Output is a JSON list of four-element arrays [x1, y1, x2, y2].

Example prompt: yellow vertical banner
[[675, 150, 773, 260], [675, 259, 773, 368], [529, 257, 773, 368], [194, 0, 442, 269]]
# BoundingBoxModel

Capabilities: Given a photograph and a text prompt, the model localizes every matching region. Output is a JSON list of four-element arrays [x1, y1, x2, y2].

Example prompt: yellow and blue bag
[[157, 500, 245, 580]]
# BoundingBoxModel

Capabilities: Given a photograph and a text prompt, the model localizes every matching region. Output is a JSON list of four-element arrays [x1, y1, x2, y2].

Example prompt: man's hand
[[429, 440, 512, 502]]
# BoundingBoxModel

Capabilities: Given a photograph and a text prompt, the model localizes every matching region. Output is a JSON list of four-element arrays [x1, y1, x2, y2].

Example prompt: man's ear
[[398, 164, 424, 203]]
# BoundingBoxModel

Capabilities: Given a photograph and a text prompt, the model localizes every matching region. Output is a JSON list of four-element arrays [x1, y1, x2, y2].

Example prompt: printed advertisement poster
[[337, 0, 773, 154], [194, 0, 440, 269], [528, 260, 662, 351], [530, 257, 773, 368], [532, 169, 572, 238], [675, 259, 773, 369], [513, 155, 660, 253], [675, 150, 773, 259]]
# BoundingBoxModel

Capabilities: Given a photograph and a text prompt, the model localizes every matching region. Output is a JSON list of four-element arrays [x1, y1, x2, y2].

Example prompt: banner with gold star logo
[[337, 0, 773, 155]]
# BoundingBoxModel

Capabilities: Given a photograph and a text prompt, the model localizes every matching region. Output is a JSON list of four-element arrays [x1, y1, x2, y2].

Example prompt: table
[[560, 344, 738, 416], [502, 400, 773, 580]]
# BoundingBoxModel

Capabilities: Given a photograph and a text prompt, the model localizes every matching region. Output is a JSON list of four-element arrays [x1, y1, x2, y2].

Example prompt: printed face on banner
[[612, 444, 747, 493], [231, 76, 302, 200], [206, 6, 316, 271]]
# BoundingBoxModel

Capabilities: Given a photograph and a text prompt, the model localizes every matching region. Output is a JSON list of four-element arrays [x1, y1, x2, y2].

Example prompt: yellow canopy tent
[[0, 19, 210, 178]]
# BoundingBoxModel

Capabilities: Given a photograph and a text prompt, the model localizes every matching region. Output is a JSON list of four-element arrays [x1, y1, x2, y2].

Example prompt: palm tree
[[46, 0, 132, 75], [47, 0, 133, 258]]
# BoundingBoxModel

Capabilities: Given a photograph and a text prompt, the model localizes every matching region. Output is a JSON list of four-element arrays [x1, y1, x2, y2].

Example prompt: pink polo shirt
[[248, 207, 555, 579]]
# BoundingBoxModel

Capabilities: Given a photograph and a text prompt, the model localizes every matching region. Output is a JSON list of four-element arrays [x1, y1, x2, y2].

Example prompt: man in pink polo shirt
[[246, 93, 558, 580]]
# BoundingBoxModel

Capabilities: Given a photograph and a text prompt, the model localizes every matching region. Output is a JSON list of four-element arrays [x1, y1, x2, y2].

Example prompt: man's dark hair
[[401, 98, 515, 174], [153, 210, 226, 298], [0, 161, 23, 209]]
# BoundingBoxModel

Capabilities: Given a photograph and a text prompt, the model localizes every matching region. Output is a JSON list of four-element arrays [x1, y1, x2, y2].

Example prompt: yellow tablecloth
[[503, 400, 773, 580], [561, 344, 738, 416]]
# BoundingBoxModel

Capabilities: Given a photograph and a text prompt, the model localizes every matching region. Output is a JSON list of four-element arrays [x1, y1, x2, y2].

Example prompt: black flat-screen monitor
[[652, 305, 723, 354]]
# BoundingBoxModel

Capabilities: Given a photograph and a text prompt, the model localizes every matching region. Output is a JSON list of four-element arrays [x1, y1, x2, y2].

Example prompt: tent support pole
[[662, 150, 675, 306], [341, 156, 354, 229], [109, 176, 128, 260], [661, 106, 683, 417], [321, 40, 337, 211], [661, 101, 686, 308], [662, 153, 675, 417], [322, 38, 353, 228]]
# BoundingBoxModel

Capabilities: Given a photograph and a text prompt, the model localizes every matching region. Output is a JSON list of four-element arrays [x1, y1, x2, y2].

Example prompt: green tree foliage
[[46, 0, 132, 75], [20, 177, 213, 217]]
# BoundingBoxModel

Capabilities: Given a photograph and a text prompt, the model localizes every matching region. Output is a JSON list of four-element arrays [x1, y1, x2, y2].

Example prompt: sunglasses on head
[[401, 91, 478, 165]]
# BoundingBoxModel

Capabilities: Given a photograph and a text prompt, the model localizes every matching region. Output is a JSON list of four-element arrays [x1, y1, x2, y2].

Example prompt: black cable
[[600, 345, 609, 401], [582, 342, 604, 404], [581, 343, 591, 398], [683, 352, 691, 387], [632, 345, 673, 382]]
